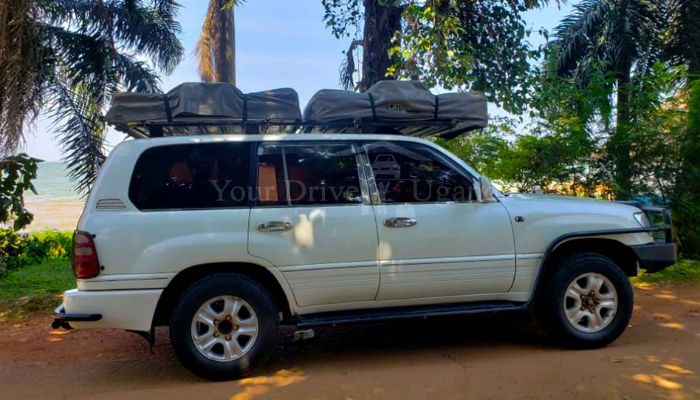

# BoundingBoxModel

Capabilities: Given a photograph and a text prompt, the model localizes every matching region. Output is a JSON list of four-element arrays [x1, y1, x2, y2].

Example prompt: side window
[[257, 143, 363, 206], [365, 141, 475, 203], [129, 142, 251, 210]]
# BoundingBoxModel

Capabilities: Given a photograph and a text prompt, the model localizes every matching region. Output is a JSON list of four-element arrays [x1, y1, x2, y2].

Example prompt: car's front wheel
[[536, 252, 633, 349], [169, 273, 279, 381]]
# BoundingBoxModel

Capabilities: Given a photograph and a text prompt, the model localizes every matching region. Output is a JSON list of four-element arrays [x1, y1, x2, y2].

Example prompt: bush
[[0, 229, 71, 275]]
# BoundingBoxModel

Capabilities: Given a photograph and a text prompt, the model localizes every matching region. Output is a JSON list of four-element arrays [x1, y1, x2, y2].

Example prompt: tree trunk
[[611, 68, 633, 200], [215, 2, 235, 85], [358, 0, 401, 92]]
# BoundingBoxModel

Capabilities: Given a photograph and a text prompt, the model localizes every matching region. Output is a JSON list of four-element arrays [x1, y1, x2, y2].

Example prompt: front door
[[248, 141, 379, 308], [364, 140, 516, 301]]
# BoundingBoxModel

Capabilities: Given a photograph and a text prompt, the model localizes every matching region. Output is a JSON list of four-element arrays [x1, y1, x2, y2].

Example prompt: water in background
[[23, 162, 84, 231], [25, 162, 83, 203]]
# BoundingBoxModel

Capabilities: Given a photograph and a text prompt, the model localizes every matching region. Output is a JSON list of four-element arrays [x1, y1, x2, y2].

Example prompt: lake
[[23, 162, 84, 232]]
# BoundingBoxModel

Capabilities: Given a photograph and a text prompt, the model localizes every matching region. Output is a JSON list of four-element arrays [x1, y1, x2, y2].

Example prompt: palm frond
[[48, 78, 106, 195], [196, 0, 238, 83], [554, 0, 613, 76], [37, 0, 184, 74], [607, 0, 657, 71], [107, 0, 184, 73], [663, 0, 700, 75], [113, 53, 162, 93], [1, 0, 183, 193], [38, 23, 112, 104], [0, 1, 52, 156], [196, 1, 217, 83]]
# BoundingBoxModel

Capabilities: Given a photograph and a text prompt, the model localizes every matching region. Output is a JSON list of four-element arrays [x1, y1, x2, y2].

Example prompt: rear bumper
[[52, 305, 102, 329], [631, 242, 677, 273], [52, 288, 162, 331]]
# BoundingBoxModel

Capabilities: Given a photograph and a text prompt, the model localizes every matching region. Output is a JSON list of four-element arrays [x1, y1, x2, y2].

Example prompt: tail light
[[72, 231, 100, 279]]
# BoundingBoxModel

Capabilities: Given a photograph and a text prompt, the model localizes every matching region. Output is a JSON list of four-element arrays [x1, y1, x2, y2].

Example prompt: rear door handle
[[384, 217, 417, 228], [257, 221, 293, 232]]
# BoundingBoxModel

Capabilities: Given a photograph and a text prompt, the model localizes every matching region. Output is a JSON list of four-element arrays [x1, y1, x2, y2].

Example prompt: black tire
[[169, 273, 279, 381], [536, 252, 633, 349]]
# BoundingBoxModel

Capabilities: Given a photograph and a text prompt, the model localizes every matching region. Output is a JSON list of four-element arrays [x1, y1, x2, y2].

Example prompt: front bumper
[[631, 242, 677, 273], [617, 202, 676, 273]]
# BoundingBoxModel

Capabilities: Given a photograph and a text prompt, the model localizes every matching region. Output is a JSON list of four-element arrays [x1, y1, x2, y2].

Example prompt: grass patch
[[0, 260, 74, 321], [633, 259, 700, 284]]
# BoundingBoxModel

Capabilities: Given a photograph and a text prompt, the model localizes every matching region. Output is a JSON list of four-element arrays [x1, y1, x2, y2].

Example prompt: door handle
[[384, 217, 417, 228], [257, 221, 293, 232]]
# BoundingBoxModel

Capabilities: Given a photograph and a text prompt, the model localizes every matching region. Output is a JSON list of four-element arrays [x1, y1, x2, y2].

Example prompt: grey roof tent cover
[[105, 82, 302, 137], [302, 80, 488, 139]]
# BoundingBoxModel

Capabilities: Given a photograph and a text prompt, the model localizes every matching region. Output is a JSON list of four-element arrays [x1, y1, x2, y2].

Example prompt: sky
[[21, 0, 575, 162]]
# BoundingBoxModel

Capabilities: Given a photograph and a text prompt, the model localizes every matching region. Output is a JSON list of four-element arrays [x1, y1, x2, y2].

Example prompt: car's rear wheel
[[536, 252, 633, 349], [170, 273, 279, 381]]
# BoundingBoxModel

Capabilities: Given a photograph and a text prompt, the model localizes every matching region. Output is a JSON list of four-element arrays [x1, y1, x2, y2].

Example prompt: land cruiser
[[53, 82, 676, 381]]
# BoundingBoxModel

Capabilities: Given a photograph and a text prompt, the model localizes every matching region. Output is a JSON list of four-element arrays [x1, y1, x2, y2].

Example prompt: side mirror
[[478, 176, 497, 203]]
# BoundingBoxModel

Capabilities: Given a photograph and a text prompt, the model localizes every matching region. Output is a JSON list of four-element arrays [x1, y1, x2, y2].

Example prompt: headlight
[[634, 212, 651, 227]]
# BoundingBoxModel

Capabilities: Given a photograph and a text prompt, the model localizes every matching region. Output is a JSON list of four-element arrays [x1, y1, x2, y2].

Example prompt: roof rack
[[105, 81, 488, 140]]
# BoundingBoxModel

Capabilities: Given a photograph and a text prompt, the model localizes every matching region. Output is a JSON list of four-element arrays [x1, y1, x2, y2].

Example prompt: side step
[[296, 301, 526, 328]]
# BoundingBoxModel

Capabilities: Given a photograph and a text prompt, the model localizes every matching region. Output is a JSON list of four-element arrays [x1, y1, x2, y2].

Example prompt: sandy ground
[[23, 199, 83, 232], [1, 283, 699, 400]]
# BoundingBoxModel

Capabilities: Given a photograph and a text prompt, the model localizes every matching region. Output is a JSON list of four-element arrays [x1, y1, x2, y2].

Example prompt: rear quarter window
[[129, 142, 252, 210]]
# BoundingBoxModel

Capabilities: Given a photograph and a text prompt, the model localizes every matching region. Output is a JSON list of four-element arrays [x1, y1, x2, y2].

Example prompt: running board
[[296, 301, 526, 328]]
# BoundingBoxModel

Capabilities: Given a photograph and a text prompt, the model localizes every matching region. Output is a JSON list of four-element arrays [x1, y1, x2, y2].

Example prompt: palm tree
[[0, 0, 184, 193], [663, 0, 700, 79], [196, 0, 240, 84], [554, 0, 658, 199], [663, 0, 700, 257]]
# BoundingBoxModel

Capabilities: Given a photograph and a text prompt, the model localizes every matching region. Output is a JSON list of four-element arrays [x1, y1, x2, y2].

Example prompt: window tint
[[257, 143, 363, 206], [366, 141, 475, 203], [129, 143, 251, 210]]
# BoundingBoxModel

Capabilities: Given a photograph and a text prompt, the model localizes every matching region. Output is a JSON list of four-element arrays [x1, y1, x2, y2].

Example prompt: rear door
[[364, 140, 516, 301], [248, 141, 379, 308]]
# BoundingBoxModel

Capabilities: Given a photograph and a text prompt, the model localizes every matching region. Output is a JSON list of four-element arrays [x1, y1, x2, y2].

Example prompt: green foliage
[[632, 259, 700, 284], [438, 124, 599, 195], [0, 154, 40, 230], [0, 259, 73, 302], [553, 0, 662, 200], [322, 0, 550, 111], [0, 230, 71, 274], [662, 0, 700, 77], [390, 1, 548, 113], [670, 80, 700, 258], [0, 259, 73, 320]]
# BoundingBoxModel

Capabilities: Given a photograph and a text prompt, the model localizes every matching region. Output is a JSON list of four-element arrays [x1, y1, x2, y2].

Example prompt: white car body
[[58, 134, 670, 333]]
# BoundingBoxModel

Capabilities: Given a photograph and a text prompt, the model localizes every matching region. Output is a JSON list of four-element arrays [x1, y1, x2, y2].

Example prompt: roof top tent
[[105, 80, 488, 139], [105, 82, 303, 138], [302, 80, 487, 140]]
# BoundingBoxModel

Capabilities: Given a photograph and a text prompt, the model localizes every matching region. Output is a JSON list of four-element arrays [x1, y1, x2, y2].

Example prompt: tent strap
[[433, 95, 440, 121], [162, 95, 173, 122], [242, 94, 248, 127], [368, 92, 377, 121]]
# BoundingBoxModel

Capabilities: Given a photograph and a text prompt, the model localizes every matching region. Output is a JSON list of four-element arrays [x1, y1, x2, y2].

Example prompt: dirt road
[[1, 283, 699, 400]]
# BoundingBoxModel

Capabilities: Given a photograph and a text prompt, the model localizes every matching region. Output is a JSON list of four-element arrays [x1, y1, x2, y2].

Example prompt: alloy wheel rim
[[563, 272, 618, 333], [190, 295, 258, 362]]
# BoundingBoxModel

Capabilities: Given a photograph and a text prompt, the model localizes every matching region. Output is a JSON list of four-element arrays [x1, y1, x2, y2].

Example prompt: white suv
[[54, 133, 676, 380]]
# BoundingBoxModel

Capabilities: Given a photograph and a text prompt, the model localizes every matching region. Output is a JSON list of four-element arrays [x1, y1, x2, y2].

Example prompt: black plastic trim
[[53, 305, 102, 323], [631, 242, 677, 273], [296, 301, 524, 327], [526, 222, 674, 305]]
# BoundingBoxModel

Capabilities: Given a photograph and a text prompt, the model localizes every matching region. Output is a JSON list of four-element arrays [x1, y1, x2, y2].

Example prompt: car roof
[[124, 133, 432, 144], [113, 133, 439, 153]]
